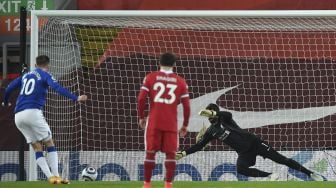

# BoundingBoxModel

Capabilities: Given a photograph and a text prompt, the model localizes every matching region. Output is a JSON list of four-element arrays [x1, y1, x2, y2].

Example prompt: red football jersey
[[138, 70, 189, 132]]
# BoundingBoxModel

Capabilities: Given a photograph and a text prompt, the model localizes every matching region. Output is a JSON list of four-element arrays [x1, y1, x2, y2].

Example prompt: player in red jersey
[[138, 52, 191, 188]]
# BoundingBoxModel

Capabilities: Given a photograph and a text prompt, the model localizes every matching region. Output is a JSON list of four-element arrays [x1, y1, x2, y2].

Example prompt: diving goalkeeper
[[176, 103, 324, 181]]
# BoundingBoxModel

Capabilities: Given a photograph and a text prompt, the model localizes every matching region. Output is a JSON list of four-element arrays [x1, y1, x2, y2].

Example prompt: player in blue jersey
[[2, 55, 87, 184]]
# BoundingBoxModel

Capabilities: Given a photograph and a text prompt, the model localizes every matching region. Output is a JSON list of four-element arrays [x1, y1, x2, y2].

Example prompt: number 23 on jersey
[[153, 82, 177, 104]]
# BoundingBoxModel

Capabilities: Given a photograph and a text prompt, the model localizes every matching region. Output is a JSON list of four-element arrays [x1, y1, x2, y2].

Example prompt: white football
[[81, 166, 98, 181]]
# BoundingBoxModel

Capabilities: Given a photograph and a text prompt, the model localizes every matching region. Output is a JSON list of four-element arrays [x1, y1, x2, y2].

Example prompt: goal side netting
[[29, 11, 336, 181]]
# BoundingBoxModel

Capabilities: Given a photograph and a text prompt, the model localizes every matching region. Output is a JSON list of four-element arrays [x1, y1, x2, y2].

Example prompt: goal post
[[29, 10, 336, 181]]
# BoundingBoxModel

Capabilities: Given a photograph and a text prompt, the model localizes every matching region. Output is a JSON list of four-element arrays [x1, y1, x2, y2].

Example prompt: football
[[81, 166, 98, 181]]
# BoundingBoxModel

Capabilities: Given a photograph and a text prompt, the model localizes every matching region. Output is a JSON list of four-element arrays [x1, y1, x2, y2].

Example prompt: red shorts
[[145, 128, 178, 153]]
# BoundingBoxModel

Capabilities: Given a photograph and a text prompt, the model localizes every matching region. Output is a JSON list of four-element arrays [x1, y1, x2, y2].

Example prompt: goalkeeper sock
[[284, 158, 312, 176], [47, 146, 59, 176], [165, 152, 176, 183], [36, 151, 52, 178], [144, 152, 156, 182]]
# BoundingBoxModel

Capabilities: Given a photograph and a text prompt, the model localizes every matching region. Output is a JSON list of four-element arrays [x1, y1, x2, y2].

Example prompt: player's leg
[[43, 138, 70, 184], [257, 141, 323, 180], [15, 110, 53, 180], [31, 109, 62, 176], [31, 141, 54, 179], [236, 152, 271, 177], [35, 111, 70, 184], [143, 128, 161, 188], [43, 139, 59, 177], [162, 131, 178, 188]]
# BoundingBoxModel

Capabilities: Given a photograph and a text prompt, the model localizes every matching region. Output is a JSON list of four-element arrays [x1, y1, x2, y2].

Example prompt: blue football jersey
[[4, 68, 78, 113]]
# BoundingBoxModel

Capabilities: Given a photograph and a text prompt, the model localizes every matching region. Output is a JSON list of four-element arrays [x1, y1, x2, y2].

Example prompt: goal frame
[[29, 10, 336, 181]]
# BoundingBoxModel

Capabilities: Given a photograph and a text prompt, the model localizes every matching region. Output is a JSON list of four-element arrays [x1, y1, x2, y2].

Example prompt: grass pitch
[[0, 181, 336, 188]]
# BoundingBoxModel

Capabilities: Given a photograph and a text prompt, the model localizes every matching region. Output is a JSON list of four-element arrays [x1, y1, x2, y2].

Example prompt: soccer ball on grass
[[81, 166, 98, 181]]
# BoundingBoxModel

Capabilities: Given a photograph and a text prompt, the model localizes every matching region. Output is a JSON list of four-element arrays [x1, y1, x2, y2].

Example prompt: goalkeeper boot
[[164, 182, 173, 188], [48, 176, 61, 184], [310, 173, 324, 181], [142, 181, 152, 188]]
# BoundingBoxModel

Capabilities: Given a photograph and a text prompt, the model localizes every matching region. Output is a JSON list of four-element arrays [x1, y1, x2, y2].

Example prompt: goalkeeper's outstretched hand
[[198, 109, 216, 118], [175, 151, 186, 160]]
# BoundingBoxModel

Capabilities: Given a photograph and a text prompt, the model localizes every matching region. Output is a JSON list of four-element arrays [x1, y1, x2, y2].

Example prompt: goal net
[[31, 11, 336, 181]]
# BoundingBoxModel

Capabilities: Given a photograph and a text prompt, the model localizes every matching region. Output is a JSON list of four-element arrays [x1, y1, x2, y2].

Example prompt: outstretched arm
[[185, 131, 213, 155], [217, 111, 232, 121], [46, 74, 79, 101], [3, 77, 22, 106], [199, 109, 232, 121], [176, 130, 213, 160]]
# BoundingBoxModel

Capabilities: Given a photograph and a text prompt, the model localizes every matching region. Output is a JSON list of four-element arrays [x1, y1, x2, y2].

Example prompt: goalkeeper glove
[[175, 151, 186, 160], [198, 109, 216, 118]]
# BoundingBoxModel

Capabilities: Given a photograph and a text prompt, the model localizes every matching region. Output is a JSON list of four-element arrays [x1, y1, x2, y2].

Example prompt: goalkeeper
[[176, 103, 324, 181]]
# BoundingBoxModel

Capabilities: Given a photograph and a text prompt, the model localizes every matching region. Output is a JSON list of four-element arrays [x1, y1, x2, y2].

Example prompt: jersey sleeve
[[137, 75, 150, 119], [180, 79, 189, 99], [45, 73, 78, 101], [185, 130, 213, 155], [140, 75, 150, 93], [3, 76, 22, 105], [217, 111, 233, 122], [180, 79, 190, 127]]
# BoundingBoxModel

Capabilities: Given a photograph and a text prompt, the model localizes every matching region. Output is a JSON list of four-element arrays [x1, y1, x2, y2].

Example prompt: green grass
[[0, 181, 336, 188]]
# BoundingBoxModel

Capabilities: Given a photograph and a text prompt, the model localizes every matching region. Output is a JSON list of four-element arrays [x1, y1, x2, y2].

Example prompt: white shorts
[[15, 109, 52, 144]]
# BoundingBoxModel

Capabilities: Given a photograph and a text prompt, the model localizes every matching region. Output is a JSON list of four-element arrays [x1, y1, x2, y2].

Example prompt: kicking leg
[[31, 142, 54, 182]]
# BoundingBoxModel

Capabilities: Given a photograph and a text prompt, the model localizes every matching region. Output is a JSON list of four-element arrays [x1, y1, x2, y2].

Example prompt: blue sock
[[35, 151, 52, 178], [47, 146, 56, 152], [35, 151, 44, 159]]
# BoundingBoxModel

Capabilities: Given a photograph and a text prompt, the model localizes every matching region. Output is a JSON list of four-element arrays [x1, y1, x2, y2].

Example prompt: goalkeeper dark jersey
[[185, 111, 261, 155]]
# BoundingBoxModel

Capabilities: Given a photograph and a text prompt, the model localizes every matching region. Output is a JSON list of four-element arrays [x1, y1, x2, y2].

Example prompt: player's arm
[[179, 81, 190, 136], [45, 73, 86, 102], [217, 111, 232, 121], [2, 76, 22, 106], [176, 130, 213, 160], [199, 109, 232, 121], [137, 77, 149, 129]]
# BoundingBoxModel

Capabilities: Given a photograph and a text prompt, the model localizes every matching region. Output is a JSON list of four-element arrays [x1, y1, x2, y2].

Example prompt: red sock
[[144, 152, 156, 183], [165, 152, 176, 183]]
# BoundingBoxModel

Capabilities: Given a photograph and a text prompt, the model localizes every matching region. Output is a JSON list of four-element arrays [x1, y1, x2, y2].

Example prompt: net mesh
[[35, 15, 336, 181]]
